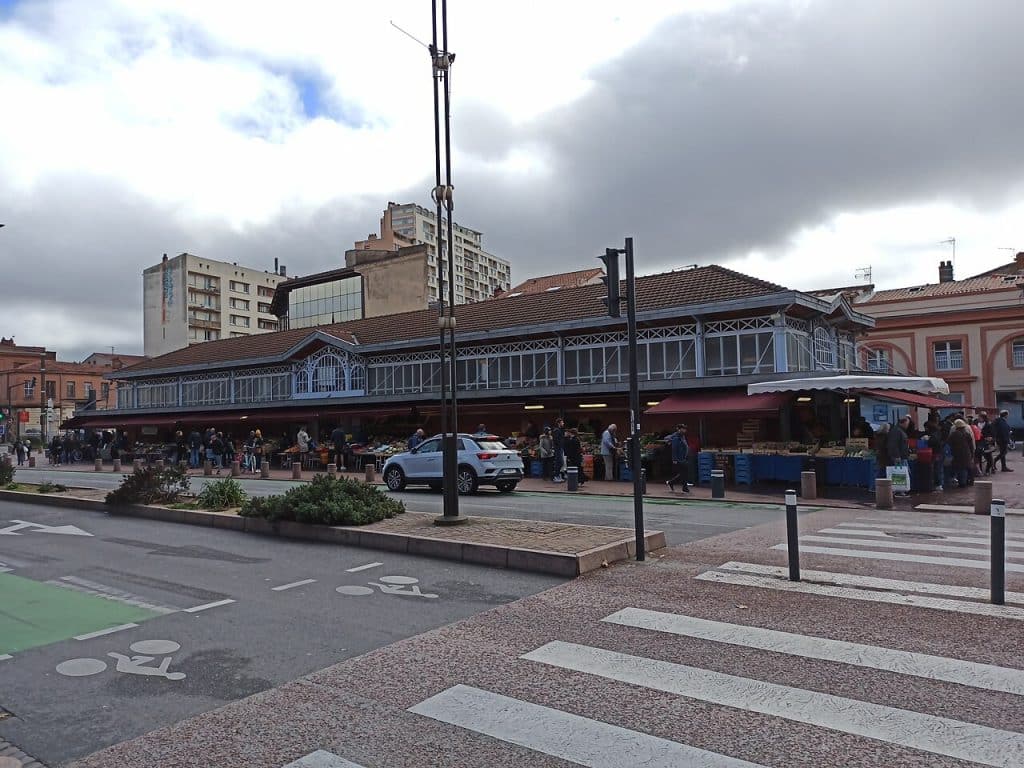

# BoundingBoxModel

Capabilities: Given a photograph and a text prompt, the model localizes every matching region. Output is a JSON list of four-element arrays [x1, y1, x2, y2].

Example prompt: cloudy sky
[[2, 0, 1023, 361]]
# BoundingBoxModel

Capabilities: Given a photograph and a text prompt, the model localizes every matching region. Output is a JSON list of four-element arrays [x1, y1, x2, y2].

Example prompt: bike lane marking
[[182, 599, 235, 613]]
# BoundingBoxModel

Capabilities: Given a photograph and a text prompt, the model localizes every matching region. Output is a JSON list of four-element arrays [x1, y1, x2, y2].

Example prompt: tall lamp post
[[429, 0, 464, 525]]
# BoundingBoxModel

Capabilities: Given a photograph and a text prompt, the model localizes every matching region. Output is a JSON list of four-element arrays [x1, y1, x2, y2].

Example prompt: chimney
[[274, 257, 279, 274], [938, 260, 954, 283], [279, 265, 287, 277], [1016, 252, 1024, 274]]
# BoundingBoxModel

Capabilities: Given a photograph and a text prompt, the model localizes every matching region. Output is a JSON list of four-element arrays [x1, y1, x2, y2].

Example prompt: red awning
[[858, 389, 959, 410], [646, 390, 791, 415]]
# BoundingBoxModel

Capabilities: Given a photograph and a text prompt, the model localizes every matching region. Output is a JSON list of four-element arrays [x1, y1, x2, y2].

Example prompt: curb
[[0, 490, 665, 577]]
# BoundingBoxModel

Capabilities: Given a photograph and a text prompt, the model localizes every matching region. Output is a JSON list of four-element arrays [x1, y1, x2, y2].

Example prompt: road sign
[[0, 520, 93, 537]]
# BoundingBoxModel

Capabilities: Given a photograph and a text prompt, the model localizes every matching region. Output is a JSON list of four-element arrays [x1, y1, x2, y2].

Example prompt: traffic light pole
[[623, 238, 645, 561]]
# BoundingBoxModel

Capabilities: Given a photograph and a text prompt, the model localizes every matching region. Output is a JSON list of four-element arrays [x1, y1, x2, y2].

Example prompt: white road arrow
[[0, 520, 93, 537]]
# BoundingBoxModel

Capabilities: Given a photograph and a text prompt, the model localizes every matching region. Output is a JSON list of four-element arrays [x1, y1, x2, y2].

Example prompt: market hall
[[65, 264, 950, 487]]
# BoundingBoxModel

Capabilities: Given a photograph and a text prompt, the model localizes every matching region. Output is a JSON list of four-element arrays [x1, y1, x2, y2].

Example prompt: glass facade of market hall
[[288, 275, 363, 329]]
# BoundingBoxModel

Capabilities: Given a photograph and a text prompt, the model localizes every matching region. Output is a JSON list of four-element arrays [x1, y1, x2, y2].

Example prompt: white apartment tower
[[143, 253, 286, 358], [353, 202, 511, 304]]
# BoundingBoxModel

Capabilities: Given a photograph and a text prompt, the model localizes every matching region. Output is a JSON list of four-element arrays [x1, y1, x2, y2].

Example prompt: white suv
[[382, 433, 524, 494]]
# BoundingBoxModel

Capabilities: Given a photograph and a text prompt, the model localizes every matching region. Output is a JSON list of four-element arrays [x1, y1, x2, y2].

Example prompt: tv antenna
[[390, 20, 429, 50], [855, 266, 872, 283], [939, 237, 956, 266]]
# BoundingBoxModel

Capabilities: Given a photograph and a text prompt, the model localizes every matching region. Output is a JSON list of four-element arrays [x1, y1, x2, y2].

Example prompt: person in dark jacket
[[947, 419, 974, 488], [993, 410, 1013, 472], [551, 418, 566, 482], [887, 416, 910, 466], [564, 428, 584, 487], [188, 429, 202, 468], [408, 428, 425, 451], [330, 424, 348, 471], [665, 424, 690, 493]]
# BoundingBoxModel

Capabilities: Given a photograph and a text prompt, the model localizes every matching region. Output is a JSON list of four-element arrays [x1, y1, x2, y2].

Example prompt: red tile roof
[[862, 274, 1024, 303], [497, 268, 604, 297], [119, 265, 788, 375]]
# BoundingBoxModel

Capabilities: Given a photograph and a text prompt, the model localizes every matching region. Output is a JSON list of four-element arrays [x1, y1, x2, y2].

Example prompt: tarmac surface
[[65, 500, 1024, 768]]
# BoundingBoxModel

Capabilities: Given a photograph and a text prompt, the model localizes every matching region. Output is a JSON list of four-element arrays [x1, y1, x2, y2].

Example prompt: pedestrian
[[665, 424, 690, 493], [539, 428, 554, 480], [188, 428, 202, 468], [873, 423, 890, 478], [330, 423, 348, 471], [474, 423, 488, 437], [551, 418, 566, 482], [296, 426, 310, 467], [252, 429, 264, 472], [564, 427, 584, 487], [174, 430, 187, 466], [211, 431, 224, 473], [994, 410, 1013, 472], [15, 439, 25, 466], [887, 416, 910, 467], [926, 422, 945, 491], [600, 424, 618, 481], [408, 428, 425, 451], [947, 419, 974, 488]]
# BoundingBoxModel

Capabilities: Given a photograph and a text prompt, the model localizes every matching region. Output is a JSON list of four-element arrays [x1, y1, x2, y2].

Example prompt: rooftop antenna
[[855, 266, 872, 283], [939, 237, 956, 268], [390, 20, 430, 50]]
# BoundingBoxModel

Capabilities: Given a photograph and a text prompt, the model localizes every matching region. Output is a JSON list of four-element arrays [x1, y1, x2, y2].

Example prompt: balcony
[[189, 318, 220, 330], [187, 285, 219, 295], [933, 352, 963, 371]]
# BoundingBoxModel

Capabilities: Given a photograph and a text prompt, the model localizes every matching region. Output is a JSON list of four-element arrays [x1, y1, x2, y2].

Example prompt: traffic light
[[598, 247, 621, 318]]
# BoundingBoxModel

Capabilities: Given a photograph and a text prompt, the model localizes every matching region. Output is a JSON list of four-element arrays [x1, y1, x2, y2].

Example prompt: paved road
[[10, 466, 796, 546], [0, 499, 563, 766]]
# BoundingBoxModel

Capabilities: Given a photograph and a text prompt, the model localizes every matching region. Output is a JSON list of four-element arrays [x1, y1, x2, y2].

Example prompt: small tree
[[106, 464, 190, 507]]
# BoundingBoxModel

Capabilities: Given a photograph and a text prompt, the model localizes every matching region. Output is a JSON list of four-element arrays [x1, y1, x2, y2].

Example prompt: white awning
[[747, 375, 949, 396]]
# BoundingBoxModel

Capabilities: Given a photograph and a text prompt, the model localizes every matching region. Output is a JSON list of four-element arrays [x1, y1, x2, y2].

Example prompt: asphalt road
[[0, 499, 564, 766], [10, 466, 795, 546]]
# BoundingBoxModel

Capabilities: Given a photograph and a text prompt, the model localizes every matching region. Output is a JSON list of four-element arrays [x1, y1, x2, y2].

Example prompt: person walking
[[408, 428, 425, 451], [330, 424, 348, 471], [947, 419, 974, 488], [474, 424, 488, 437], [15, 439, 25, 466], [188, 429, 202, 468], [252, 429, 264, 472], [211, 432, 225, 473], [538, 428, 554, 480], [887, 416, 910, 466], [994, 410, 1013, 472], [564, 427, 585, 488], [296, 426, 310, 468], [551, 418, 566, 482], [665, 424, 690, 493], [600, 424, 618, 481]]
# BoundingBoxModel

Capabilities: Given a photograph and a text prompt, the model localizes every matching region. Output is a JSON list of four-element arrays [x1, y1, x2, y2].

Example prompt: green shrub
[[37, 481, 68, 493], [0, 462, 13, 486], [6, 482, 18, 490], [240, 474, 404, 526], [106, 464, 190, 507], [196, 477, 247, 510]]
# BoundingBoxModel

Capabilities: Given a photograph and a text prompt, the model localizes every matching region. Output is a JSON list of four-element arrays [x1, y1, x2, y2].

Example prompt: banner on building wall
[[161, 257, 175, 325]]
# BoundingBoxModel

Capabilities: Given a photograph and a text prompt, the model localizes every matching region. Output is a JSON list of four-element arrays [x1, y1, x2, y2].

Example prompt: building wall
[[857, 289, 1024, 420], [347, 246, 431, 318], [143, 254, 284, 357], [351, 202, 512, 305]]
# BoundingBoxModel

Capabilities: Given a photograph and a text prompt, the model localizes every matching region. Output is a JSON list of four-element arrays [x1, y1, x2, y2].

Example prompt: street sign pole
[[624, 237, 645, 561]]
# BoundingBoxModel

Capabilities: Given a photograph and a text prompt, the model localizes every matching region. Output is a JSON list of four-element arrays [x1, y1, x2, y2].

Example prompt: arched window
[[312, 354, 344, 392], [813, 327, 835, 369]]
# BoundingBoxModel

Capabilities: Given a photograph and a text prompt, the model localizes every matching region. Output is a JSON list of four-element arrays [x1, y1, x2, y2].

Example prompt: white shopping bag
[[885, 464, 911, 493]]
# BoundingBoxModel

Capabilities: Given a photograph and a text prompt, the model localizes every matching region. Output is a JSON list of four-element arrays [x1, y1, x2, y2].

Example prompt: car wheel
[[456, 466, 479, 495], [384, 466, 406, 491], [495, 481, 517, 493]]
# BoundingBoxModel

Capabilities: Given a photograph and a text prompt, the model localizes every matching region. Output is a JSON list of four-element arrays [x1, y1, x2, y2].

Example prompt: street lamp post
[[429, 0, 464, 525]]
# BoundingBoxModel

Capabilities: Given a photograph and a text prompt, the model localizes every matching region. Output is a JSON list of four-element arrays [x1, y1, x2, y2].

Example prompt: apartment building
[[143, 253, 286, 357], [352, 202, 511, 304]]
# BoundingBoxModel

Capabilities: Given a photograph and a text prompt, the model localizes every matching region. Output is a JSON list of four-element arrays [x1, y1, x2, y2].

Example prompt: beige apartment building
[[143, 253, 286, 357], [844, 255, 1024, 425], [352, 202, 511, 304]]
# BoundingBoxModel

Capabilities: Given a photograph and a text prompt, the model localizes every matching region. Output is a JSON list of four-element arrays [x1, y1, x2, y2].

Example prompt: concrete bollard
[[800, 470, 817, 500], [364, 464, 376, 483], [260, 462, 270, 479], [204, 460, 213, 477], [292, 462, 302, 480], [875, 478, 893, 509], [326, 462, 337, 479], [230, 460, 240, 477], [974, 480, 993, 515], [113, 458, 121, 472], [94, 457, 103, 471]]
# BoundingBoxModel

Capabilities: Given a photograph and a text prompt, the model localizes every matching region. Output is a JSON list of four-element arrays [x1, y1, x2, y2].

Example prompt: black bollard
[[711, 469, 725, 499], [566, 466, 579, 492], [786, 489, 800, 582], [992, 498, 1005, 605]]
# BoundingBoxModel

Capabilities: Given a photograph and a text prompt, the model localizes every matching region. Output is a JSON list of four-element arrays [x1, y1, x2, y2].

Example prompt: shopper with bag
[[947, 420, 974, 488], [885, 417, 911, 496]]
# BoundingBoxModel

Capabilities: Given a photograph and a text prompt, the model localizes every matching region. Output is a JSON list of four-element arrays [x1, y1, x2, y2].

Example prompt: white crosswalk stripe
[[410, 684, 767, 768], [522, 641, 1024, 767], [282, 751, 367, 768], [794, 534, 1024, 559], [818, 526, 1024, 549], [841, 520, 1024, 540], [712, 561, 1024, 605], [602, 608, 1024, 695], [774, 543, 1024, 571]]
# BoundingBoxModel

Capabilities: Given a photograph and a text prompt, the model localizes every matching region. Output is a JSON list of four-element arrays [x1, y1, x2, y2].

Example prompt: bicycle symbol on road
[[56, 639, 186, 681], [336, 575, 438, 599]]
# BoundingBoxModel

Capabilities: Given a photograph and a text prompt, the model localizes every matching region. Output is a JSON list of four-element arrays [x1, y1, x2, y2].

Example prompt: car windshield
[[474, 440, 507, 451]]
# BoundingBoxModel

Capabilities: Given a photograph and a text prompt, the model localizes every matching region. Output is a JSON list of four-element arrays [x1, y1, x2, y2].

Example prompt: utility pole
[[429, 0, 464, 525]]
